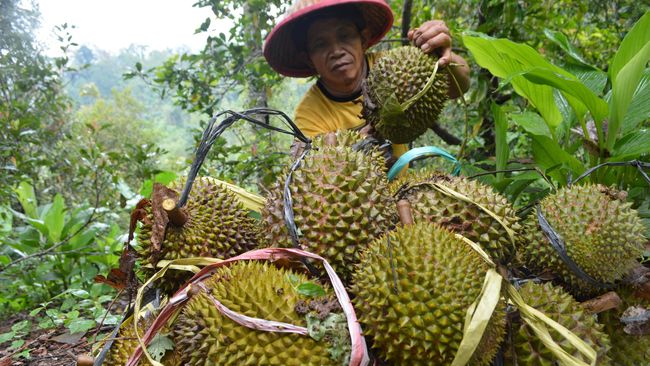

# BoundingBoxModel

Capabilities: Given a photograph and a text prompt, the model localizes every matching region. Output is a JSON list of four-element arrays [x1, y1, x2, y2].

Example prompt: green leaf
[[44, 194, 65, 243], [520, 68, 608, 123], [608, 41, 650, 150], [462, 33, 568, 130], [609, 11, 650, 86], [147, 333, 174, 362], [10, 339, 25, 350], [67, 318, 95, 334], [543, 29, 591, 67], [611, 129, 650, 160], [154, 171, 177, 185], [622, 69, 650, 134], [510, 112, 552, 138], [13, 181, 37, 218], [0, 330, 15, 343], [297, 282, 326, 298], [492, 103, 509, 181], [531, 135, 585, 182]]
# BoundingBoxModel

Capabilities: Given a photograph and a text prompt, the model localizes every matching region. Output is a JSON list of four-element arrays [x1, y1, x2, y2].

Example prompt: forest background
[[0, 0, 648, 362]]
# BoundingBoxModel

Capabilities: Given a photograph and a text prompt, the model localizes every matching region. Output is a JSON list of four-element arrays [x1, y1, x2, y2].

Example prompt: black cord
[[536, 206, 614, 290], [178, 108, 310, 207]]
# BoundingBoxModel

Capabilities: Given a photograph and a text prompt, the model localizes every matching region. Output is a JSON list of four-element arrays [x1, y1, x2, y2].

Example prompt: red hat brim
[[263, 0, 393, 78]]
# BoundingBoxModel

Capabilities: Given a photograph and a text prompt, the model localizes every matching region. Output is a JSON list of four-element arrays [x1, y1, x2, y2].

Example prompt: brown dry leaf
[[128, 198, 151, 243], [150, 183, 179, 254]]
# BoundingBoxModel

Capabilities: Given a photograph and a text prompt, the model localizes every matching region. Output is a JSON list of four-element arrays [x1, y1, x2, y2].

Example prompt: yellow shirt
[[294, 53, 408, 158]]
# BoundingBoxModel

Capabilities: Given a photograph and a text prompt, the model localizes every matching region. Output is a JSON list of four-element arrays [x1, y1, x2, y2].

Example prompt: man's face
[[306, 18, 366, 93]]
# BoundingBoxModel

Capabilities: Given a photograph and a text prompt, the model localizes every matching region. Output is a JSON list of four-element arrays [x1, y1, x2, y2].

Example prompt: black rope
[[282, 144, 321, 277], [535, 206, 614, 290], [178, 108, 310, 207], [569, 159, 650, 187]]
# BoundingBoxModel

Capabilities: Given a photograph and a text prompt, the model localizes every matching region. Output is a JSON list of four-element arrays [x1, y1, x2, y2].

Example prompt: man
[[263, 0, 470, 158]]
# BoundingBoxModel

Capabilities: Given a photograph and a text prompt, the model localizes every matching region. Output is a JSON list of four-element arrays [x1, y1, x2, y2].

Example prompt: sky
[[35, 0, 227, 55]]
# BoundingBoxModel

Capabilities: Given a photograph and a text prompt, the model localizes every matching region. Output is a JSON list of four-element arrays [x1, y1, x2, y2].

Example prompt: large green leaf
[[531, 135, 585, 183], [13, 181, 37, 218], [609, 11, 650, 85], [510, 111, 552, 138], [521, 68, 608, 123], [44, 194, 65, 243], [611, 129, 650, 161], [621, 68, 650, 134], [608, 41, 650, 150], [463, 33, 568, 129], [543, 29, 592, 68]]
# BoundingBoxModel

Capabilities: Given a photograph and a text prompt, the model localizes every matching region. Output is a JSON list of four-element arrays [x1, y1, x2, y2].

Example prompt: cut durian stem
[[582, 291, 623, 314], [162, 198, 187, 227], [396, 199, 414, 225]]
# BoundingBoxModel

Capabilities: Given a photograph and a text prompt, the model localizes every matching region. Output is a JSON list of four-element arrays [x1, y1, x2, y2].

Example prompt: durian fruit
[[505, 281, 611, 365], [362, 45, 449, 144], [520, 184, 646, 299], [103, 312, 180, 366], [136, 177, 261, 292], [352, 222, 506, 365], [172, 261, 347, 365], [261, 131, 394, 283], [599, 288, 650, 365], [394, 173, 520, 264]]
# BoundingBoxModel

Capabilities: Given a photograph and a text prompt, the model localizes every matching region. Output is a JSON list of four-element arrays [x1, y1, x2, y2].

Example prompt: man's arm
[[407, 20, 470, 99]]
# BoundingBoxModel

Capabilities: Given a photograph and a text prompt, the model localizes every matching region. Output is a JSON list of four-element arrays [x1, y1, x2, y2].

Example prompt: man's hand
[[407, 20, 453, 67]]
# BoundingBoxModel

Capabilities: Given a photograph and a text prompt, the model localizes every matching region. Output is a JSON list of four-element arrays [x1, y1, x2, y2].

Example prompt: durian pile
[[92, 127, 649, 365], [93, 43, 648, 364]]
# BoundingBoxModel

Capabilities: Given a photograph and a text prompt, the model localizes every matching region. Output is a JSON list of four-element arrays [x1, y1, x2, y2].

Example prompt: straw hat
[[263, 0, 393, 78]]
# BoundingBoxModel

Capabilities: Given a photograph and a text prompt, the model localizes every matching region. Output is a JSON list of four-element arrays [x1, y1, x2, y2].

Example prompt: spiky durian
[[352, 222, 506, 365], [261, 131, 394, 283], [103, 312, 180, 366], [362, 45, 449, 144], [395, 174, 520, 264], [172, 261, 348, 365], [136, 177, 261, 292], [520, 184, 645, 299], [598, 288, 650, 365], [505, 281, 611, 365]]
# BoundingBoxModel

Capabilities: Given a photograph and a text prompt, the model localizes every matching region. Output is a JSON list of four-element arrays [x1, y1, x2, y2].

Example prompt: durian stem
[[162, 198, 188, 227], [397, 200, 414, 225], [76, 354, 94, 366], [581, 291, 622, 314]]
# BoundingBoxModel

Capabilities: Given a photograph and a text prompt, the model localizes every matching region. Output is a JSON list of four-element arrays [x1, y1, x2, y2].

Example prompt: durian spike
[[397, 199, 414, 225], [581, 291, 623, 314], [323, 132, 337, 146], [162, 198, 187, 227]]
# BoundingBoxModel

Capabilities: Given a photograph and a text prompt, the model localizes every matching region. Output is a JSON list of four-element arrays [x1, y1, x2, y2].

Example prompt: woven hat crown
[[263, 0, 393, 77]]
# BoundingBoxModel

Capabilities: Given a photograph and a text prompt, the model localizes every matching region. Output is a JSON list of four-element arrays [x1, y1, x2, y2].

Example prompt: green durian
[[102, 312, 180, 366], [172, 261, 347, 365], [395, 173, 520, 264], [520, 184, 645, 299], [352, 222, 506, 365], [136, 177, 261, 292], [261, 131, 394, 283], [505, 281, 611, 365], [363, 45, 449, 144]]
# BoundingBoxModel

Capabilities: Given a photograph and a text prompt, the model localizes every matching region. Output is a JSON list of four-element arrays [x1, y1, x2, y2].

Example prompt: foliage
[[0, 0, 72, 203], [461, 12, 649, 226]]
